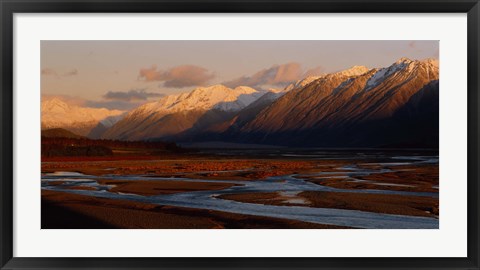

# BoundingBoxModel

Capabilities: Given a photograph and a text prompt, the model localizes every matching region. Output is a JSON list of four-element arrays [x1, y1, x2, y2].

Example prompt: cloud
[[139, 65, 215, 88], [103, 89, 164, 102], [63, 69, 78, 76], [223, 63, 301, 89], [84, 100, 144, 111], [224, 63, 324, 89]]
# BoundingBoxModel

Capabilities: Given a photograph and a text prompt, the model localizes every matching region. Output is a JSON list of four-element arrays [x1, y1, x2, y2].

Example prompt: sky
[[41, 40, 439, 110]]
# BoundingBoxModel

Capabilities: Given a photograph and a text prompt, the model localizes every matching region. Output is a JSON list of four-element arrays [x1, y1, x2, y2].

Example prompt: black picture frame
[[1, 0, 479, 269]]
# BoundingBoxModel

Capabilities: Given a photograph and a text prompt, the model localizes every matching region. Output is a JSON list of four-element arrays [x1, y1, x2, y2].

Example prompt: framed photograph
[[1, 0, 479, 269]]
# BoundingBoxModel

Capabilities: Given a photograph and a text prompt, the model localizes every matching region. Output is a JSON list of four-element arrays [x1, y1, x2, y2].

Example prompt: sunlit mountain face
[[41, 97, 125, 137], [42, 58, 438, 148], [40, 40, 440, 230]]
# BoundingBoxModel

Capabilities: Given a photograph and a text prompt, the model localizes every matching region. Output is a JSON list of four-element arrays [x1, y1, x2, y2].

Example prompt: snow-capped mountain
[[334, 65, 370, 77], [41, 98, 125, 136], [168, 58, 439, 147], [135, 85, 260, 115], [99, 57, 439, 147], [234, 58, 439, 147], [283, 76, 323, 92], [101, 85, 263, 140]]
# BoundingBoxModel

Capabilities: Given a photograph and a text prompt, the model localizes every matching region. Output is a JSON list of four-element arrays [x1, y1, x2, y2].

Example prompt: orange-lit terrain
[[40, 41, 440, 229], [42, 149, 439, 229]]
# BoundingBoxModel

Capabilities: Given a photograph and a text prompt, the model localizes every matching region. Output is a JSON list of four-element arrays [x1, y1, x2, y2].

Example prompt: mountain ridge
[[101, 84, 264, 140], [42, 57, 439, 148], [41, 98, 125, 136], [231, 58, 439, 147]]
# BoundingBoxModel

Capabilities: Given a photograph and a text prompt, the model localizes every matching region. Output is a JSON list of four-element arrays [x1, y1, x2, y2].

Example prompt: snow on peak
[[392, 57, 439, 71], [131, 84, 262, 116], [421, 58, 439, 68], [297, 75, 324, 87], [41, 97, 125, 127], [364, 60, 409, 91], [41, 97, 71, 113], [395, 57, 414, 65], [334, 65, 370, 77], [364, 57, 438, 91], [283, 75, 324, 92]]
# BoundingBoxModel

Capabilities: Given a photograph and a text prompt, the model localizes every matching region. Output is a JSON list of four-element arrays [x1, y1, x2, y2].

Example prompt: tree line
[[41, 136, 181, 157]]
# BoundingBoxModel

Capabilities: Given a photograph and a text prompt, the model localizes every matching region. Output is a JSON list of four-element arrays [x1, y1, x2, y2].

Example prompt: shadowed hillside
[[41, 128, 181, 157]]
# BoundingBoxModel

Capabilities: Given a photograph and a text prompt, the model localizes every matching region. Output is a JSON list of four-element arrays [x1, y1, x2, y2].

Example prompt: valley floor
[[41, 151, 439, 229]]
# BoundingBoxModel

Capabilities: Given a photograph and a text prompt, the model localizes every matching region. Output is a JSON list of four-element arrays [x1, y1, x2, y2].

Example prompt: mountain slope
[[41, 128, 85, 139], [234, 58, 439, 147], [41, 98, 125, 136], [100, 58, 439, 148], [240, 65, 371, 134], [102, 85, 263, 140], [171, 90, 285, 142], [87, 114, 127, 139]]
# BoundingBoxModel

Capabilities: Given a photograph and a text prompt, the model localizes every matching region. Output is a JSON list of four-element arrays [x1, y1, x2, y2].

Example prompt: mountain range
[[41, 97, 125, 137], [41, 57, 439, 148]]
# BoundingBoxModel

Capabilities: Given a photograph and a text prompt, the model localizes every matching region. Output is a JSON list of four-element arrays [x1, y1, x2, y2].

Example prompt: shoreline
[[42, 190, 347, 229]]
